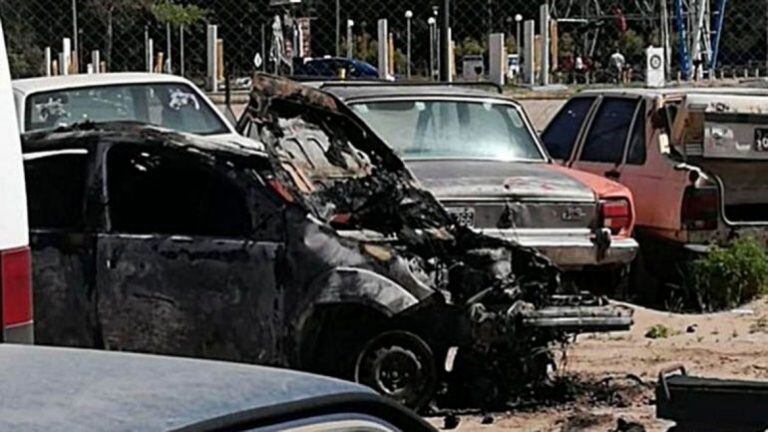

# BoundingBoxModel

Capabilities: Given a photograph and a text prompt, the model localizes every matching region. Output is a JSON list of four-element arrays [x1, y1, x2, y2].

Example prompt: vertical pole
[[166, 23, 172, 74], [406, 13, 412, 79], [180, 24, 185, 77], [428, 21, 435, 79], [347, 20, 354, 58], [523, 20, 535, 86], [540, 3, 549, 86], [207, 24, 219, 92], [489, 33, 505, 86], [440, 0, 451, 81], [45, 47, 52, 76], [145, 27, 150, 71], [335, 0, 341, 57], [91, 50, 100, 73], [148, 39, 154, 72], [377, 19, 389, 79], [71, 0, 78, 59], [62, 38, 71, 75], [516, 21, 521, 56]]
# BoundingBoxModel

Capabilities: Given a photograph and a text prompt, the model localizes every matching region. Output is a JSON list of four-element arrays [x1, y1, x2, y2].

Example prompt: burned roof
[[21, 121, 267, 160], [319, 82, 508, 103]]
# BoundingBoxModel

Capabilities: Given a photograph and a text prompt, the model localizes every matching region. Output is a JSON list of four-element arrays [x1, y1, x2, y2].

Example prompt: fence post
[[207, 24, 219, 92], [91, 50, 100, 74], [539, 3, 549, 86], [489, 33, 505, 87], [523, 20, 535, 86], [377, 19, 389, 79], [44, 47, 52, 77], [147, 38, 154, 73], [180, 24, 185, 77], [62, 38, 71, 75]]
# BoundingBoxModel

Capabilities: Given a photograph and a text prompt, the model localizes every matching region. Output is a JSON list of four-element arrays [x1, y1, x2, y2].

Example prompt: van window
[[107, 146, 252, 237], [580, 98, 637, 164], [541, 97, 595, 160], [24, 152, 88, 230], [626, 101, 647, 165]]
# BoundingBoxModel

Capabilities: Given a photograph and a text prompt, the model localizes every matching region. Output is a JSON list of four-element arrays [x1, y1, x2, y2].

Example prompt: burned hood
[[405, 159, 596, 202], [244, 74, 409, 175]]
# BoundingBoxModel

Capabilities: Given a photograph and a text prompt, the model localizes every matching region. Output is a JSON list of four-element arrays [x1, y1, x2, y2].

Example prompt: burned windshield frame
[[347, 96, 548, 163], [25, 83, 230, 136]]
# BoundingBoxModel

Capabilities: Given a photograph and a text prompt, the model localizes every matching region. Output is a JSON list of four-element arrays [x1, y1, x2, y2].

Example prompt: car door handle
[[604, 169, 621, 180]]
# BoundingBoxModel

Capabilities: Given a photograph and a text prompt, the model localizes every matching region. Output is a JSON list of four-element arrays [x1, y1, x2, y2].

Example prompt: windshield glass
[[25, 83, 229, 135], [350, 99, 545, 161]]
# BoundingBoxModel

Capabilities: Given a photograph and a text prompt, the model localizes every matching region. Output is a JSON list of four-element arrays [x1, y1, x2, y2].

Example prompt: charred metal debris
[[24, 75, 633, 411]]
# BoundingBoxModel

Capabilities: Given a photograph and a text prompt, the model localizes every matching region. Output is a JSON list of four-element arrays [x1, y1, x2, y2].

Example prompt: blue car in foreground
[[0, 345, 434, 431]]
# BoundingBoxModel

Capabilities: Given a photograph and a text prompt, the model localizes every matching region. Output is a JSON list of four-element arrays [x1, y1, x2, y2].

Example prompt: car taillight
[[600, 199, 632, 236], [1, 247, 33, 328], [682, 186, 719, 230]]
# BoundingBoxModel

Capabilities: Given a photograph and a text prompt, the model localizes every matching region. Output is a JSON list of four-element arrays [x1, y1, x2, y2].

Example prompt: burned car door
[[24, 149, 98, 347], [95, 144, 285, 364]]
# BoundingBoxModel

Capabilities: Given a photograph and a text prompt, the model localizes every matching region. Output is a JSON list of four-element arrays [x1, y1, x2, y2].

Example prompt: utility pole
[[405, 10, 413, 79], [335, 0, 341, 56], [440, 0, 451, 81]]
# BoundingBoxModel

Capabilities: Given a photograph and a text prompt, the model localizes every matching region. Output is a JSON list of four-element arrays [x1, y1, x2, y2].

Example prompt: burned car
[[24, 75, 632, 409], [317, 83, 638, 292]]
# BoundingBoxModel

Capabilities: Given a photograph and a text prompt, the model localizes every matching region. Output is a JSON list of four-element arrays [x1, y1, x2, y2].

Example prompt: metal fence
[[1, 0, 766, 85]]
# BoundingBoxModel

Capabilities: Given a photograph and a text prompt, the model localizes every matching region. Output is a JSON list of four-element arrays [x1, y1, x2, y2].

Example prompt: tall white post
[[539, 3, 550, 86], [377, 19, 389, 80], [61, 38, 71, 75], [207, 24, 219, 91], [44, 47, 52, 76], [523, 20, 535, 86], [91, 50, 100, 74], [489, 33, 506, 86]]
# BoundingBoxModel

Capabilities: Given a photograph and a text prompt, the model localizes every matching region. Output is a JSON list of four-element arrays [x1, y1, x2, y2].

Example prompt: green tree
[[150, 1, 206, 27]]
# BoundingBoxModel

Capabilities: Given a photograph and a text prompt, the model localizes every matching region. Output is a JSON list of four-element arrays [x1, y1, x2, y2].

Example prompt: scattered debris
[[443, 414, 460, 430], [750, 316, 768, 334], [611, 417, 647, 432]]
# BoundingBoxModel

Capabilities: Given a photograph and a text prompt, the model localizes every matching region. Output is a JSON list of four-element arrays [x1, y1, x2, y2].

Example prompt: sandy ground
[[428, 297, 768, 431]]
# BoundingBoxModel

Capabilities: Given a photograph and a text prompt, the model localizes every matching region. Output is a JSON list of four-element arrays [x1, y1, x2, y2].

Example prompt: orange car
[[543, 88, 768, 300]]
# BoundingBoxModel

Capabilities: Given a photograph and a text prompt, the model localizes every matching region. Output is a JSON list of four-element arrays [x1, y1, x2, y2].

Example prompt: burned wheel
[[354, 331, 437, 410]]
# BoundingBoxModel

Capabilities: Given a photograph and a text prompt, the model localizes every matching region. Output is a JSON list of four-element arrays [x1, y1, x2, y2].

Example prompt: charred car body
[[25, 75, 632, 409], [317, 83, 638, 292]]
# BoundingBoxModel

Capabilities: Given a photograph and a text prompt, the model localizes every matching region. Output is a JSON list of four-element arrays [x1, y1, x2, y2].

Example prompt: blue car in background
[[294, 57, 380, 79]]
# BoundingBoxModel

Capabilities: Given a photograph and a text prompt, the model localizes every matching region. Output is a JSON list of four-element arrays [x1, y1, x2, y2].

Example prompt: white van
[[0, 21, 33, 343]]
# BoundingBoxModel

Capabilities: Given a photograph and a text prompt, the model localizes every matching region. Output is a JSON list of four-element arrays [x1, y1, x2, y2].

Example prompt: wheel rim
[[354, 331, 436, 410]]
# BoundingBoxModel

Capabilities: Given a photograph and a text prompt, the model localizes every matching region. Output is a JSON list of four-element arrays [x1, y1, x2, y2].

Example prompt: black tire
[[354, 330, 438, 411]]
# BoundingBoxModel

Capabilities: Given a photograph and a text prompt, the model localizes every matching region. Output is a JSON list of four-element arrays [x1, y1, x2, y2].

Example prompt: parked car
[[0, 344, 435, 431], [541, 87, 768, 301], [25, 75, 632, 409], [294, 57, 379, 80], [321, 82, 638, 291], [12, 72, 253, 147], [0, 21, 33, 343]]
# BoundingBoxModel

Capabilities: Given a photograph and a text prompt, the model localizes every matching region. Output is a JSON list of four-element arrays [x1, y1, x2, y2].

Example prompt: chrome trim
[[438, 196, 596, 204]]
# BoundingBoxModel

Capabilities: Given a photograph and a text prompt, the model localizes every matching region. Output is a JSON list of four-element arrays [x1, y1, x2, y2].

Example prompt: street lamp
[[346, 19, 355, 59], [405, 10, 413, 79], [428, 17, 436, 80], [515, 14, 523, 58]]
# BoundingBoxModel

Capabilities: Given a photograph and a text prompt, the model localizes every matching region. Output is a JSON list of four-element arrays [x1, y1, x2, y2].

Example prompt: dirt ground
[[428, 296, 768, 431]]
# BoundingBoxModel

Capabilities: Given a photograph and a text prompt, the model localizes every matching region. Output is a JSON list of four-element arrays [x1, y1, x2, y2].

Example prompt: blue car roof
[[0, 345, 372, 431]]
